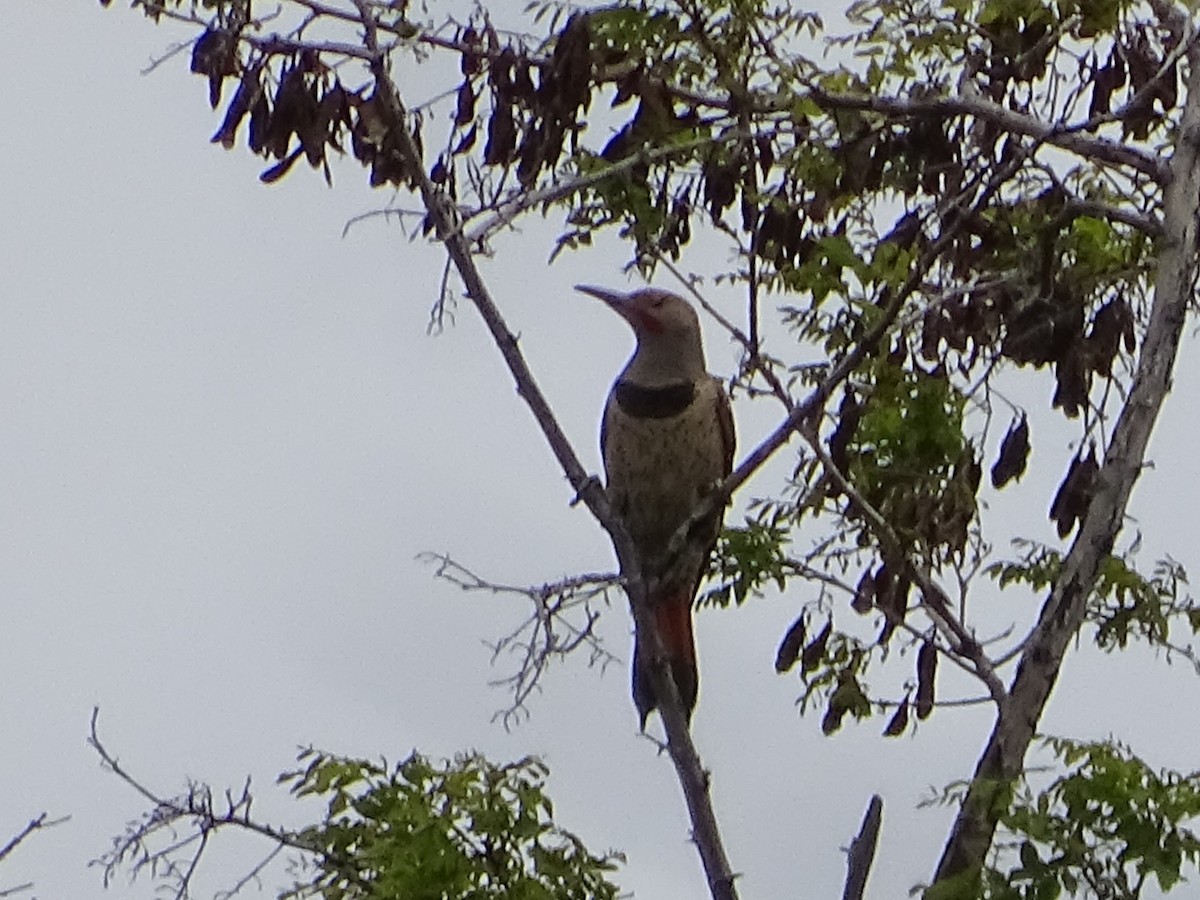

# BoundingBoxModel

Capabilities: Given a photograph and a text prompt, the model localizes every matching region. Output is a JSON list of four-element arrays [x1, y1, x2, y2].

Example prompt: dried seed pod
[[459, 26, 481, 76], [821, 701, 846, 736], [703, 158, 737, 219], [484, 102, 516, 166], [264, 66, 306, 160], [1049, 447, 1099, 538], [774, 615, 806, 674], [1087, 297, 1133, 377], [260, 148, 302, 184], [883, 695, 910, 737], [851, 567, 875, 614], [190, 28, 239, 109], [190, 28, 238, 79], [546, 14, 592, 118], [1089, 47, 1126, 121], [829, 389, 862, 478], [298, 81, 329, 168], [876, 571, 910, 647], [212, 62, 262, 149], [991, 414, 1031, 488], [248, 88, 270, 155], [452, 123, 478, 156], [801, 619, 832, 676], [489, 48, 516, 99], [915, 639, 937, 720], [1052, 345, 1089, 419], [454, 79, 476, 127]]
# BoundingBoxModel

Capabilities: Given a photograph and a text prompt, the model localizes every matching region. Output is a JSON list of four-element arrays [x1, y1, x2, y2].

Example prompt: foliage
[[706, 516, 792, 607], [987, 541, 1199, 657], [278, 749, 622, 900], [993, 738, 1200, 899], [920, 738, 1200, 900]]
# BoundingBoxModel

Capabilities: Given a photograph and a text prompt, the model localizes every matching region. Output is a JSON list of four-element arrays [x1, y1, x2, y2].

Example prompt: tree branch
[[930, 30, 1200, 892], [841, 795, 883, 900], [801, 426, 1007, 704], [421, 553, 621, 725], [89, 709, 310, 898], [0, 812, 67, 897], [348, 4, 741, 897], [808, 89, 1165, 182]]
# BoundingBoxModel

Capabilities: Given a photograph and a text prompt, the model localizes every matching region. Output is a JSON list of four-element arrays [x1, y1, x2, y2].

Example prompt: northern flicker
[[579, 285, 735, 727]]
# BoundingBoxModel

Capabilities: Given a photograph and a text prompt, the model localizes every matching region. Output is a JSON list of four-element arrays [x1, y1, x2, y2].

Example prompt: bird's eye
[[650, 296, 665, 308]]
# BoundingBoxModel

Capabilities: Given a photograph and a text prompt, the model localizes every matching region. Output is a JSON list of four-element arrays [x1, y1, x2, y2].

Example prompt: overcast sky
[[4, 3, 1200, 899]]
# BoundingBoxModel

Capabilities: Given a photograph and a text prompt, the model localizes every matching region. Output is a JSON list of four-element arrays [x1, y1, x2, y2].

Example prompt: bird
[[578, 285, 735, 727]]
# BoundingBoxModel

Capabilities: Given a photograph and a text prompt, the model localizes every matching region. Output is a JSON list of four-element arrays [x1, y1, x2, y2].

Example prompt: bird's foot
[[570, 474, 603, 507]]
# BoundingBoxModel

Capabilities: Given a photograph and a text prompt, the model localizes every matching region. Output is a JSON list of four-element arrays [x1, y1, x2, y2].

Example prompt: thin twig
[[421, 553, 622, 724], [463, 131, 745, 244], [0, 814, 66, 865]]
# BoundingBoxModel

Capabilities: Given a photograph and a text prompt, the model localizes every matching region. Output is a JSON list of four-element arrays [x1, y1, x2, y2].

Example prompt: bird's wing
[[715, 376, 736, 477], [600, 388, 613, 468]]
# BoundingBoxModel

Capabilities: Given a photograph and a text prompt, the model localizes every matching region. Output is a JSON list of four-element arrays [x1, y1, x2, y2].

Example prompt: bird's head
[[576, 284, 708, 382], [576, 285, 699, 337]]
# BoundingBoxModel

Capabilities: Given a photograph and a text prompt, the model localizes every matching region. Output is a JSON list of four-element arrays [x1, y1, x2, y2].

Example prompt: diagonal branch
[[348, 5, 616, 535], [801, 426, 1007, 705], [658, 147, 1032, 583], [930, 24, 1200, 890], [841, 795, 883, 900], [348, 4, 740, 898], [0, 814, 65, 866], [801, 89, 1164, 182], [0, 811, 67, 897], [463, 131, 746, 245]]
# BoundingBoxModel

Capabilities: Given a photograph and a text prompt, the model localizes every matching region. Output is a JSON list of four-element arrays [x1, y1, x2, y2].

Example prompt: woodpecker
[[579, 285, 735, 727]]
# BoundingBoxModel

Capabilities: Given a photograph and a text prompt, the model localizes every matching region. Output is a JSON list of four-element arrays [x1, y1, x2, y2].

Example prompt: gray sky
[[4, 3, 1200, 899]]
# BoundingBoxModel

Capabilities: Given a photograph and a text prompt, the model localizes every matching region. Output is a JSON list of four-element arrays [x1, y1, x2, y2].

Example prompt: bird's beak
[[575, 284, 632, 313], [577, 285, 644, 332]]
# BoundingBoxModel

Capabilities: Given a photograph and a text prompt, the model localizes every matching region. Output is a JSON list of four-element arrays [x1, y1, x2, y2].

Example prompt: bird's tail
[[632, 584, 698, 728]]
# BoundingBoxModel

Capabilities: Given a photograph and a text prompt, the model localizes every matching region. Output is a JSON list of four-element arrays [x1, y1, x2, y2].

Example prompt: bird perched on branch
[[578, 285, 735, 727]]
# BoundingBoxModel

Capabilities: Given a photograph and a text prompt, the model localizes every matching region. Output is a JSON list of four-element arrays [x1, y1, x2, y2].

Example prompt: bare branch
[[0, 814, 65, 866], [89, 709, 310, 898], [841, 795, 883, 900], [653, 254, 796, 410], [0, 812, 67, 897], [214, 845, 285, 900], [421, 553, 621, 725]]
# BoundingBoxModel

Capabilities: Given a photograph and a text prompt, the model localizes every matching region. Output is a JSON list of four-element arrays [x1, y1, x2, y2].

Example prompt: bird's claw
[[570, 475, 602, 507]]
